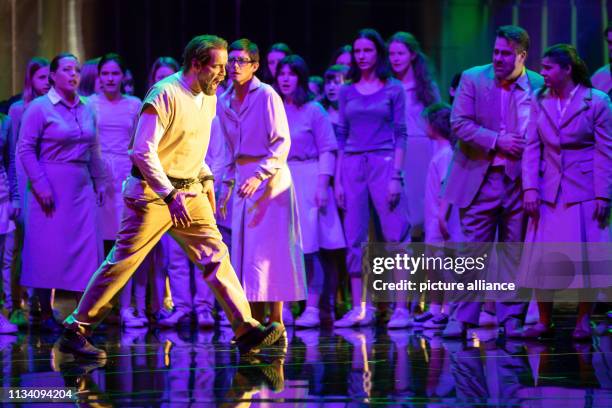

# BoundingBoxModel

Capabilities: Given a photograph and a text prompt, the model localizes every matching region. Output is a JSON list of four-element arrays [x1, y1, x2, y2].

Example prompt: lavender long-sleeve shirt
[[285, 101, 337, 175], [17, 88, 106, 194], [335, 78, 408, 152]]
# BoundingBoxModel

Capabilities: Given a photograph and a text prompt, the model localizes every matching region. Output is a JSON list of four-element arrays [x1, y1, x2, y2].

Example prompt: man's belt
[[131, 166, 200, 190]]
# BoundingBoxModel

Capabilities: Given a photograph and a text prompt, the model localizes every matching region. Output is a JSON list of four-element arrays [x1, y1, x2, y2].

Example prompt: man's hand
[[496, 132, 525, 158], [96, 190, 105, 207], [437, 213, 450, 241], [593, 198, 611, 227], [9, 205, 21, 220], [238, 176, 262, 198], [202, 179, 215, 213], [334, 180, 345, 210], [523, 189, 540, 219], [218, 184, 233, 220], [34, 183, 55, 217], [167, 191, 197, 228], [315, 183, 329, 213], [387, 179, 402, 211]]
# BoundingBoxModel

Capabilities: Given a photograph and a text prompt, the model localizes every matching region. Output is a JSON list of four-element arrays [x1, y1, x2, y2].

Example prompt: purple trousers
[[341, 151, 411, 276], [451, 167, 527, 325]]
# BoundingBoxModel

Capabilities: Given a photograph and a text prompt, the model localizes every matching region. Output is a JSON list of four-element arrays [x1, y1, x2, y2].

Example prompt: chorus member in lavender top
[[420, 103, 464, 330], [148, 57, 180, 89], [145, 56, 180, 317], [59, 35, 284, 359], [521, 44, 612, 340], [388, 32, 440, 234], [88, 53, 148, 328], [322, 65, 350, 130], [275, 55, 345, 328], [17, 53, 106, 332], [386, 32, 441, 328], [0, 114, 19, 333], [122, 69, 135, 96], [217, 38, 306, 327], [7, 57, 49, 328], [388, 33, 441, 138], [441, 26, 544, 339], [330, 45, 353, 68], [591, 23, 612, 96], [334, 28, 411, 328], [9, 57, 50, 211], [308, 76, 324, 103], [78, 58, 101, 96], [89, 54, 141, 250], [263, 42, 292, 84]]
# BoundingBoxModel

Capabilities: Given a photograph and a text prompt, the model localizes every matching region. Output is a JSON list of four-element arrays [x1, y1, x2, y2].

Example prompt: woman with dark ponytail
[[521, 44, 612, 340]]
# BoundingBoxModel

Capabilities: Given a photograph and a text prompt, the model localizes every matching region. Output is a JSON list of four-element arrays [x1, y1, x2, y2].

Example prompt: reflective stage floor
[[0, 316, 610, 406]]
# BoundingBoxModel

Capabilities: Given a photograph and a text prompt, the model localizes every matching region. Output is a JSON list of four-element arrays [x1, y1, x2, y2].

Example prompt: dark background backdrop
[[1, 0, 610, 100]]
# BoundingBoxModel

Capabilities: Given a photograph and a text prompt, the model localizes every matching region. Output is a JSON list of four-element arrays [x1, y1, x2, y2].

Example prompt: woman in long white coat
[[217, 39, 306, 327]]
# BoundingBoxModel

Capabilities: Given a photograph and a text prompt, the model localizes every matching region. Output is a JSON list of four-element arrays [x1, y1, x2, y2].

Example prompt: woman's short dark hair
[[422, 102, 456, 145], [274, 54, 312, 107], [98, 53, 127, 74], [349, 28, 391, 82], [49, 53, 78, 86], [229, 38, 260, 63], [330, 44, 352, 65], [496, 25, 530, 53], [542, 44, 591, 89], [182, 34, 228, 71]]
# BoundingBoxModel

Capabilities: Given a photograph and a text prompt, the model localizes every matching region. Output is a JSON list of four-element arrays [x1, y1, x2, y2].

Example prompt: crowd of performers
[[0, 23, 610, 347]]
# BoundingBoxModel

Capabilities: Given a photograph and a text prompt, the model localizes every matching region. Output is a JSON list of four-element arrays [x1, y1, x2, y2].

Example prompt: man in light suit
[[441, 25, 544, 338]]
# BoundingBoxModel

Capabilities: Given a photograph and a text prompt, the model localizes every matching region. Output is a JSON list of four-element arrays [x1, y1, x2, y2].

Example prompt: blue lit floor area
[[0, 316, 610, 406]]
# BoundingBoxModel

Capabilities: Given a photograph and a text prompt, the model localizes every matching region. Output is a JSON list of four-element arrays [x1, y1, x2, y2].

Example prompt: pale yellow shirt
[[130, 72, 214, 198]]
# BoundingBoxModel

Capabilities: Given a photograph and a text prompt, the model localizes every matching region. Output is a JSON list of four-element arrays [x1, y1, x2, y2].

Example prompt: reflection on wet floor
[[0, 316, 610, 406]]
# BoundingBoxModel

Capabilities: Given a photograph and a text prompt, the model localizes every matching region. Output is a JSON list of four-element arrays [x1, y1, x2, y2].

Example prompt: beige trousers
[[63, 177, 258, 335]]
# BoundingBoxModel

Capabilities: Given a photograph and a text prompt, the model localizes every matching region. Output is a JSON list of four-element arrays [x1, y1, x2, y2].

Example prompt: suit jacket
[[522, 85, 612, 204], [442, 64, 544, 208]]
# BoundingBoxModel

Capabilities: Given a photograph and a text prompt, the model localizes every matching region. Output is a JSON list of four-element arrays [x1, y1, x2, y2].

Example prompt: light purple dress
[[285, 101, 345, 253], [217, 77, 306, 302], [17, 89, 105, 291], [88, 93, 141, 240]]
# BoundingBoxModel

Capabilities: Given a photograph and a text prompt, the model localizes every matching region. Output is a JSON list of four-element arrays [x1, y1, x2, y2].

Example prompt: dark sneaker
[[58, 329, 107, 359], [235, 322, 285, 354]]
